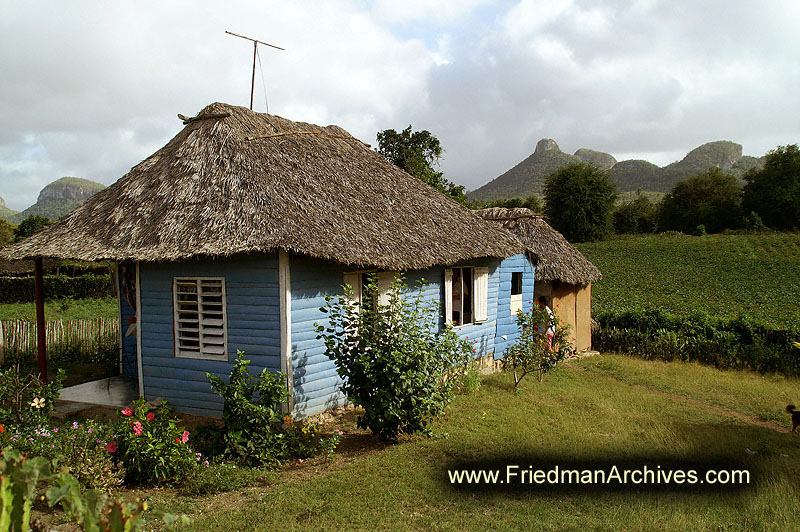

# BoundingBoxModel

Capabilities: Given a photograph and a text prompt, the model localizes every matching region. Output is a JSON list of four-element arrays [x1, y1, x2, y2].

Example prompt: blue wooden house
[[3, 103, 537, 418]]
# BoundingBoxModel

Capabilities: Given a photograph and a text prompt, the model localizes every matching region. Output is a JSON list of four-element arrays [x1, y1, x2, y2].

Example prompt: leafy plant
[[502, 306, 572, 388], [207, 351, 336, 466], [3, 419, 123, 491], [0, 365, 64, 427], [0, 448, 50, 532], [111, 399, 196, 485], [316, 275, 473, 441]]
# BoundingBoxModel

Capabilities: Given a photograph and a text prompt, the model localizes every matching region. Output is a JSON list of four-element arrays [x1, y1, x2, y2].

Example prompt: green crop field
[[576, 232, 800, 328]]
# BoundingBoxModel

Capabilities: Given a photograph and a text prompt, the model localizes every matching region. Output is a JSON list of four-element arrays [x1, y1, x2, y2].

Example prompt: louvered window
[[173, 278, 227, 360]]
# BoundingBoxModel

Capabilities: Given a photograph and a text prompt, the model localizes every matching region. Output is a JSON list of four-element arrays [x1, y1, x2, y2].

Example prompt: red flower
[[104, 441, 117, 453], [146, 412, 155, 422], [132, 421, 143, 436], [121, 407, 133, 417], [181, 430, 190, 444], [0, 424, 5, 433]]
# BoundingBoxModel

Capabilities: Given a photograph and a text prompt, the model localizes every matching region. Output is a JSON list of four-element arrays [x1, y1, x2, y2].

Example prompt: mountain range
[[469, 139, 765, 201], [0, 177, 106, 224]]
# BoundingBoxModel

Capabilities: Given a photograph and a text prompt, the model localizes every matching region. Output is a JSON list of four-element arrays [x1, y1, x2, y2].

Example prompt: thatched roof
[[476, 207, 601, 284], [1, 103, 523, 270]]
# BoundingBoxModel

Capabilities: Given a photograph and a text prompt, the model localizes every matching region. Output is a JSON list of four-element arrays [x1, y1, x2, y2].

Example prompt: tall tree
[[613, 192, 658, 234], [544, 162, 618, 242], [13, 215, 51, 243], [0, 219, 15, 247], [376, 126, 467, 204], [742, 144, 800, 230], [658, 168, 741, 234]]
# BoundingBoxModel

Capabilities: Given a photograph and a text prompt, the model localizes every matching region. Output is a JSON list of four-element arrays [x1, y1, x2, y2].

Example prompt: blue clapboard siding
[[139, 253, 281, 417], [493, 254, 535, 359], [289, 255, 349, 418], [289, 256, 505, 418]]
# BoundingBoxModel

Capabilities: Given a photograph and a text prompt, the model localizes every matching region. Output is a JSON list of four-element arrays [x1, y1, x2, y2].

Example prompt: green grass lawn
[[0, 296, 118, 321], [139, 355, 800, 532], [576, 232, 800, 327]]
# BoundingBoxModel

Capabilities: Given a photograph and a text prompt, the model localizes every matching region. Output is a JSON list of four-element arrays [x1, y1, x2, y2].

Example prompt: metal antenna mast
[[225, 30, 285, 111]]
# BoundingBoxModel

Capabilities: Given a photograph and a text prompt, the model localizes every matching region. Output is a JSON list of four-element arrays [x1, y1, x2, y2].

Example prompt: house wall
[[289, 254, 506, 418], [138, 253, 281, 417], [493, 254, 535, 359], [547, 281, 593, 353], [137, 251, 526, 419], [575, 284, 592, 351]]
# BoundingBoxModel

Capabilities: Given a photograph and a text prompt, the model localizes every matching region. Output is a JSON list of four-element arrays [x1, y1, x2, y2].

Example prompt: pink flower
[[146, 412, 155, 422], [105, 441, 118, 453], [181, 430, 190, 444], [132, 421, 143, 435], [121, 408, 133, 417]]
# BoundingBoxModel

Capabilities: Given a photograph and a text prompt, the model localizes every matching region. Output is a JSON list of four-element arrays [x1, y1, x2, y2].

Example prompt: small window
[[445, 267, 488, 326], [173, 278, 227, 360], [511, 272, 523, 296]]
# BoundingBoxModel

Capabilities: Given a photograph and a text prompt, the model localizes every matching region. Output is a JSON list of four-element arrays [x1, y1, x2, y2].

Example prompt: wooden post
[[34, 257, 48, 383], [250, 41, 257, 110]]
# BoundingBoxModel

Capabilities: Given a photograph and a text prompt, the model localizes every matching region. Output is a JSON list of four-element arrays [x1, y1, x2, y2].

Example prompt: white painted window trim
[[473, 267, 489, 323], [173, 277, 228, 361], [279, 250, 294, 415], [444, 269, 453, 325], [342, 272, 362, 306]]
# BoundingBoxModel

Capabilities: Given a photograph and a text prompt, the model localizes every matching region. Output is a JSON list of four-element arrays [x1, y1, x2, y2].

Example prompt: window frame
[[445, 266, 489, 327], [172, 277, 228, 361]]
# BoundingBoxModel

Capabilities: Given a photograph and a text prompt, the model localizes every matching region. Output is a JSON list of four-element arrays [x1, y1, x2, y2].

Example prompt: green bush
[[181, 462, 268, 496], [112, 399, 197, 485], [593, 309, 800, 374], [207, 351, 337, 466], [316, 275, 473, 441], [0, 447, 187, 531], [0, 365, 64, 427], [502, 306, 572, 388], [2, 419, 124, 492], [0, 273, 113, 303]]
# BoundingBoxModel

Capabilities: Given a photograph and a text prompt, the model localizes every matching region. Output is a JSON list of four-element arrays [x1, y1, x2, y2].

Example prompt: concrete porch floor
[[55, 376, 138, 417]]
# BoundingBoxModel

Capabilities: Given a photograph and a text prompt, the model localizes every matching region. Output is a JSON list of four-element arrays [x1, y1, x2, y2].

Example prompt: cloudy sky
[[1, 0, 798, 210]]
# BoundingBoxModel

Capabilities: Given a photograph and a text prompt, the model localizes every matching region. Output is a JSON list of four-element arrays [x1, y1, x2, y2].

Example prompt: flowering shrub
[[502, 306, 572, 388], [3, 418, 124, 491], [206, 351, 339, 466], [0, 365, 64, 427], [112, 398, 196, 485], [315, 275, 473, 441]]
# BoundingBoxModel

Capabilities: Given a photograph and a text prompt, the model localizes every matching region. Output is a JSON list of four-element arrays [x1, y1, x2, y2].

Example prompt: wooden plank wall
[[139, 254, 280, 417], [493, 254, 535, 359]]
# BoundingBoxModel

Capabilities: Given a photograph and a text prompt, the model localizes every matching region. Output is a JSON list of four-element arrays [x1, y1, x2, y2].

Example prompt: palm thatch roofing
[[1, 103, 523, 270], [475, 207, 601, 284]]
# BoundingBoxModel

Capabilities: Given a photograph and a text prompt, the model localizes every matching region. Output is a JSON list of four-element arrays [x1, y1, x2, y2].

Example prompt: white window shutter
[[474, 267, 489, 322], [444, 269, 453, 325], [343, 273, 362, 304], [377, 271, 395, 305]]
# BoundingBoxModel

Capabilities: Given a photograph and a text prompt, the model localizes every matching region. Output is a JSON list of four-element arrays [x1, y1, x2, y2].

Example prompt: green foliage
[[0, 365, 64, 427], [12, 215, 51, 243], [612, 193, 658, 234], [315, 275, 473, 441], [0, 273, 113, 304], [469, 194, 542, 212], [658, 167, 742, 234], [544, 162, 618, 242], [376, 126, 467, 204], [0, 447, 187, 531], [742, 144, 800, 230], [742, 211, 768, 233], [0, 448, 50, 532], [113, 399, 197, 485], [593, 309, 800, 375], [0, 296, 118, 321], [575, 232, 800, 328], [502, 307, 571, 387], [693, 224, 707, 237], [2, 419, 124, 492], [207, 351, 335, 466], [0, 219, 15, 247]]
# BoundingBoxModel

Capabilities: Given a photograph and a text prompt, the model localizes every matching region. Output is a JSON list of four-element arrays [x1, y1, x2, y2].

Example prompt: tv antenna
[[225, 30, 285, 111]]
